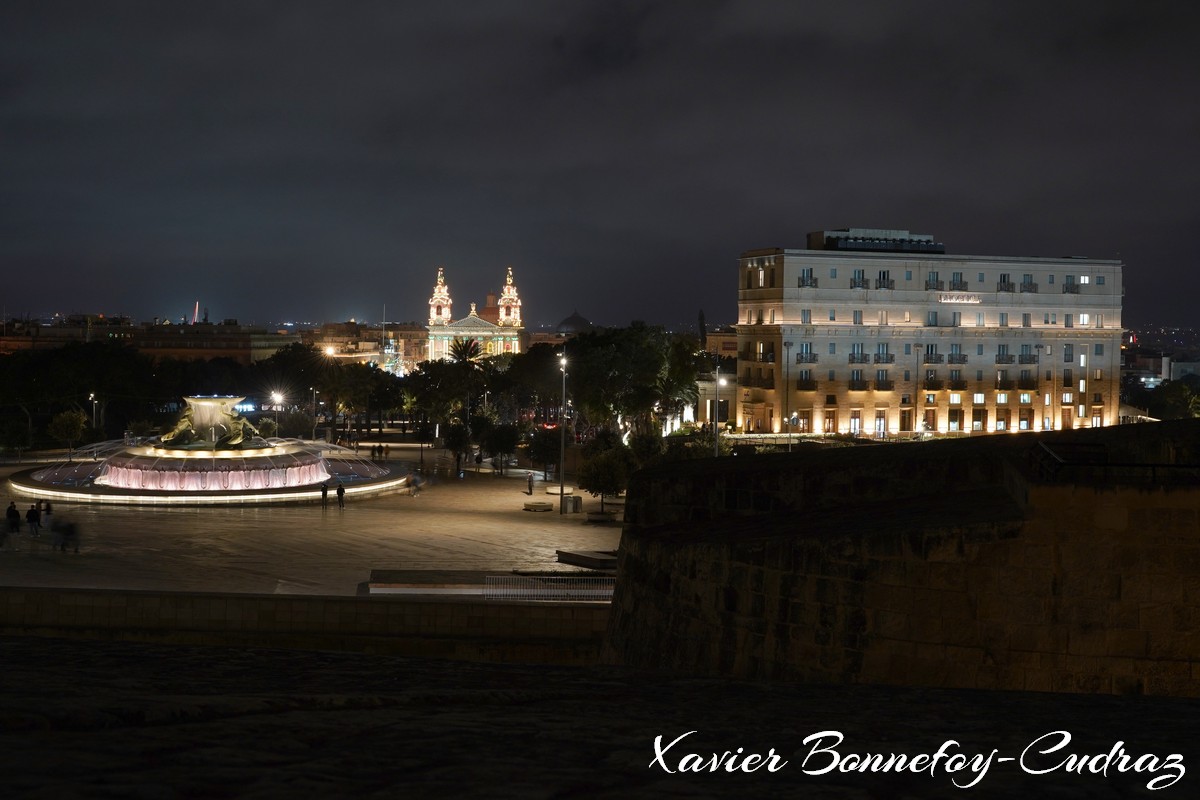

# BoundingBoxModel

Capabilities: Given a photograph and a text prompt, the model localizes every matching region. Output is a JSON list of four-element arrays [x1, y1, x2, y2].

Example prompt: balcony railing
[[848, 353, 871, 364], [925, 279, 945, 291], [947, 353, 969, 364], [1062, 284, 1080, 294], [758, 353, 775, 363], [795, 378, 819, 391], [874, 278, 895, 290], [850, 277, 869, 289], [995, 354, 1016, 364], [1018, 378, 1039, 390], [948, 379, 969, 390], [798, 276, 818, 288], [923, 353, 945, 364], [949, 280, 969, 291], [1020, 282, 1039, 293], [924, 379, 945, 390], [873, 353, 895, 364], [796, 352, 819, 363], [875, 380, 895, 391], [1018, 354, 1040, 364], [996, 379, 1016, 390], [848, 380, 870, 391], [996, 281, 1016, 292]]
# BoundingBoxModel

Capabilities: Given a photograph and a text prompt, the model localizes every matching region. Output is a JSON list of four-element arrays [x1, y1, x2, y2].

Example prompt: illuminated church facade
[[426, 265, 527, 361]]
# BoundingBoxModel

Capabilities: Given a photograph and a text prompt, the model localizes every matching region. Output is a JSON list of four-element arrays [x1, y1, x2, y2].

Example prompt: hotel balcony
[[1020, 282, 1039, 293], [995, 354, 1016, 364], [996, 281, 1016, 292], [925, 279, 945, 290], [1062, 284, 1080, 294], [798, 276, 818, 288], [1018, 354, 1040, 364], [874, 380, 895, 391], [923, 353, 945, 364], [873, 353, 895, 364], [996, 379, 1016, 390], [758, 353, 775, 363], [949, 280, 969, 291], [796, 353, 819, 363], [874, 278, 895, 290], [1018, 378, 1039, 390], [948, 379, 969, 390], [924, 379, 945, 390], [947, 353, 969, 364], [795, 378, 819, 391], [848, 380, 871, 391], [850, 277, 869, 289], [848, 353, 871, 364]]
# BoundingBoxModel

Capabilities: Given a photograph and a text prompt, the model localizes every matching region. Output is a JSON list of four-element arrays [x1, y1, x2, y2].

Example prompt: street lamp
[[783, 340, 793, 451], [559, 355, 567, 514], [89, 392, 97, 429], [714, 373, 728, 458], [310, 388, 320, 440], [271, 392, 282, 437]]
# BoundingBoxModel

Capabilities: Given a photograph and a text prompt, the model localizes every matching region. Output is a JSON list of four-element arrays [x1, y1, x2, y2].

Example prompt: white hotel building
[[734, 228, 1123, 437]]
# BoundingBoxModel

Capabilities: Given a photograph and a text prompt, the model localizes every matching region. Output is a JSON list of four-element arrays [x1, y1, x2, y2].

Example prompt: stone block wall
[[0, 588, 610, 665], [603, 422, 1200, 695]]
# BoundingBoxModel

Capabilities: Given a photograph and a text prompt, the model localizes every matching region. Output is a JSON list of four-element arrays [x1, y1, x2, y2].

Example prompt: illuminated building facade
[[736, 228, 1124, 436], [426, 266, 526, 360]]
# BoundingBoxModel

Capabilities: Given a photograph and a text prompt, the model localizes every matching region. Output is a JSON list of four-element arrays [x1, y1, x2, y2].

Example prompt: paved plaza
[[0, 446, 620, 595]]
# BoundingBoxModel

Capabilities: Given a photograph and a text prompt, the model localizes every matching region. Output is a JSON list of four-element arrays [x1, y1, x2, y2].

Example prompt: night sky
[[3, 1, 1198, 329]]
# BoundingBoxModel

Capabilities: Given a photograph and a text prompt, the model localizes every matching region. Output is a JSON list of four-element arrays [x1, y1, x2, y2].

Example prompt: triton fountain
[[9, 396, 407, 505]]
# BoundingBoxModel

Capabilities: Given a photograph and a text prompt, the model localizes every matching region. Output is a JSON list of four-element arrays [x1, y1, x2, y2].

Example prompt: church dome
[[556, 311, 592, 334]]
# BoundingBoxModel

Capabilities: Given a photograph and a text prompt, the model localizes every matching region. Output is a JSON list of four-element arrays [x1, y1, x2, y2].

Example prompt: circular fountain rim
[[7, 437, 410, 506]]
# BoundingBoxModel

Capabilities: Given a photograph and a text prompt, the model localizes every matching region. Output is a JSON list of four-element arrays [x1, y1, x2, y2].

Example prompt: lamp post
[[310, 388, 320, 440], [271, 392, 282, 437], [782, 340, 793, 451], [559, 355, 567, 514], [714, 374, 728, 458], [89, 392, 97, 429]]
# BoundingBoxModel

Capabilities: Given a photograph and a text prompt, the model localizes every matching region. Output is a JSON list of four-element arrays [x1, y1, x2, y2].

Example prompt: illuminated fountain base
[[10, 439, 407, 506]]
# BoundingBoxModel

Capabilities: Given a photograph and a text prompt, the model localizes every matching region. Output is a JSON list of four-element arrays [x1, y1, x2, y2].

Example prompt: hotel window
[[973, 393, 985, 404], [905, 270, 913, 281], [830, 268, 838, 278], [1080, 275, 1090, 284], [1019, 393, 1032, 404], [1063, 392, 1073, 404], [1064, 368, 1073, 384], [747, 310, 753, 324], [853, 310, 863, 325], [757, 268, 765, 288], [769, 268, 775, 287], [801, 309, 811, 324], [878, 310, 888, 325], [904, 370, 911, 381], [1064, 314, 1074, 328], [756, 310, 764, 324], [999, 312, 1008, 327], [1094, 343, 1104, 356], [1022, 313, 1031, 328], [976, 344, 984, 355], [950, 393, 962, 405], [1094, 369, 1102, 380], [829, 342, 836, 354], [976, 313, 984, 326], [926, 311, 938, 326], [1097, 276, 1105, 285], [951, 312, 961, 327], [769, 309, 775, 323], [997, 393, 1009, 404], [1079, 313, 1090, 325], [829, 309, 836, 321], [1048, 274, 1055, 284], [977, 272, 985, 282], [925, 393, 936, 404], [976, 370, 984, 381], [828, 370, 836, 380], [1079, 354, 1087, 367], [1063, 344, 1073, 362]]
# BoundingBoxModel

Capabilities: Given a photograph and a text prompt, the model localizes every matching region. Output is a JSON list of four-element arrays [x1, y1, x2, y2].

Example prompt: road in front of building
[[0, 454, 619, 595]]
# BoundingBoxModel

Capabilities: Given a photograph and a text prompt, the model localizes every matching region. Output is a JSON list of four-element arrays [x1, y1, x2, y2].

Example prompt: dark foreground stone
[[0, 635, 1196, 799]]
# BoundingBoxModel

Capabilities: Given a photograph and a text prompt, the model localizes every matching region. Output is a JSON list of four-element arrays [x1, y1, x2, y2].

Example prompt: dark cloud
[[1, 0, 1198, 327]]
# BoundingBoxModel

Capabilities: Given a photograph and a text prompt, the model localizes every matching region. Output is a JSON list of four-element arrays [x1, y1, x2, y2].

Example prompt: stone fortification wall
[[0, 588, 609, 665], [603, 421, 1200, 695]]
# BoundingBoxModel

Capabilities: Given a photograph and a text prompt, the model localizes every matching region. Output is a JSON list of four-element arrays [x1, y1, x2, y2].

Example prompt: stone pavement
[[0, 453, 620, 595]]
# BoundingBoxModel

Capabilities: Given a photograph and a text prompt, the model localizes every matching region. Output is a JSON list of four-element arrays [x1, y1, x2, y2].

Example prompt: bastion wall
[[602, 422, 1200, 695]]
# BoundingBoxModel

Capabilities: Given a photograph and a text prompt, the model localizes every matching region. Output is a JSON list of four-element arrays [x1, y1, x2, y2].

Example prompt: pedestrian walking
[[320, 482, 329, 509], [5, 502, 19, 535], [383, 445, 390, 460], [25, 505, 41, 537], [527, 471, 534, 495], [336, 481, 345, 509]]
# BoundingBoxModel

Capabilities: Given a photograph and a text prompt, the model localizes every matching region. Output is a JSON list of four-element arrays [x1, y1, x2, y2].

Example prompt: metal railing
[[875, 278, 895, 290], [873, 353, 895, 363], [949, 280, 969, 291], [925, 279, 945, 290], [1020, 282, 1039, 293], [995, 354, 1016, 364], [947, 353, 969, 364], [1062, 284, 1080, 294], [996, 281, 1016, 292], [798, 276, 818, 288], [483, 575, 615, 601], [923, 353, 945, 364], [848, 353, 871, 364], [850, 277, 869, 289]]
